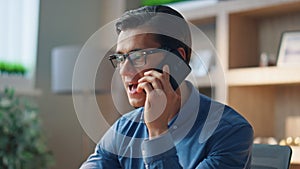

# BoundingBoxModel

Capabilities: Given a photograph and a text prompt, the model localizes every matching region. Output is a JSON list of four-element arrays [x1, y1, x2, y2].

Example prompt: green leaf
[[0, 87, 54, 168]]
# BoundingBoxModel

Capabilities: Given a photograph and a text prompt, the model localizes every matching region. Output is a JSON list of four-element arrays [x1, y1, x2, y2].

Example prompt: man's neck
[[179, 81, 191, 107], [167, 81, 191, 122]]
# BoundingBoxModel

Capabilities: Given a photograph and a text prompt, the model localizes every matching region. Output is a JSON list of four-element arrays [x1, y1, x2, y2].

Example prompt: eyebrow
[[116, 48, 143, 54]]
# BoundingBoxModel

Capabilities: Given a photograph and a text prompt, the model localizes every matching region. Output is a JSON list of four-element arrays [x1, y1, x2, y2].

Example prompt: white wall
[[36, 0, 142, 168], [36, 0, 103, 168]]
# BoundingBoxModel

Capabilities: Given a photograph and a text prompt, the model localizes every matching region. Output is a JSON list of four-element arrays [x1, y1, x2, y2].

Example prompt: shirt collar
[[174, 80, 200, 126]]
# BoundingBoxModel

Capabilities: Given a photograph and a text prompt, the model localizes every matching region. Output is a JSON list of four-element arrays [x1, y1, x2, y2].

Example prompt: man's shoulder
[[197, 94, 253, 143], [198, 93, 251, 128], [221, 104, 251, 128]]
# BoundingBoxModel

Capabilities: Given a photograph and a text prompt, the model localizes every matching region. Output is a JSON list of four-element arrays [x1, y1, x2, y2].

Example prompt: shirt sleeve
[[196, 124, 253, 169], [79, 123, 122, 169], [79, 144, 121, 169], [80, 141, 121, 169], [141, 132, 183, 169]]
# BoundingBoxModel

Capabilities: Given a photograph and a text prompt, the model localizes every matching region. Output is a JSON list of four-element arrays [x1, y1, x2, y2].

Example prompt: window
[[0, 0, 40, 90]]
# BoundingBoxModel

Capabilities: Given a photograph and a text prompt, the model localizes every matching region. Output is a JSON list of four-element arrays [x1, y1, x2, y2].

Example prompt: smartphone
[[155, 50, 191, 90]]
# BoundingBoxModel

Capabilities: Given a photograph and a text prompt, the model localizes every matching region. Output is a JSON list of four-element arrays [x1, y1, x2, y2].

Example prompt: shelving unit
[[228, 67, 300, 86], [174, 0, 300, 166], [0, 76, 41, 96]]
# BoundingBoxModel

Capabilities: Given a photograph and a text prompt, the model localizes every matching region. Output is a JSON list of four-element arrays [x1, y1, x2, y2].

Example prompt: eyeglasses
[[109, 47, 170, 68]]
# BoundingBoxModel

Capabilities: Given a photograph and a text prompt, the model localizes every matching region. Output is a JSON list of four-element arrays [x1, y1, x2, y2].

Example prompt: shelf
[[169, 0, 218, 22], [229, 0, 300, 18], [0, 75, 33, 88], [229, 0, 300, 69], [0, 76, 41, 96], [228, 67, 300, 86], [13, 88, 42, 96], [176, 0, 300, 21]]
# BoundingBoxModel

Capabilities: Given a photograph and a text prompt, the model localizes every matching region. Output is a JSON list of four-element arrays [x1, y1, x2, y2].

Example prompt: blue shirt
[[80, 81, 253, 169]]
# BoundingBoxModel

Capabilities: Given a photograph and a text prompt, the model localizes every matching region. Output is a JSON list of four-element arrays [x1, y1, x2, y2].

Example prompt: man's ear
[[177, 47, 187, 61]]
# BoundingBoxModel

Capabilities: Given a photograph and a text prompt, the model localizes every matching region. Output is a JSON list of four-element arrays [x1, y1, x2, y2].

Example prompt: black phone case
[[156, 51, 191, 90]]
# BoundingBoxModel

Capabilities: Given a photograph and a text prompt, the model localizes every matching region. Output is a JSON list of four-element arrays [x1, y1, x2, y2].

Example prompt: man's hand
[[137, 65, 181, 139]]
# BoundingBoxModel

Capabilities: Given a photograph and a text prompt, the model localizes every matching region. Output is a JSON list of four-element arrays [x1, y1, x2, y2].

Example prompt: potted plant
[[0, 61, 27, 76], [0, 88, 53, 169]]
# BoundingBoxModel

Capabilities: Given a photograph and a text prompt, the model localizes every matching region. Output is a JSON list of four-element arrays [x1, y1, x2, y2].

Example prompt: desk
[[291, 164, 300, 169]]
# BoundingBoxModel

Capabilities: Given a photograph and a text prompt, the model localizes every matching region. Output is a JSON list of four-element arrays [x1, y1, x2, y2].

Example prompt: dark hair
[[115, 5, 192, 63]]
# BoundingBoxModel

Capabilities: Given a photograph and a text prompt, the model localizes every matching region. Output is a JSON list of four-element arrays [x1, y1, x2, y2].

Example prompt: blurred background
[[1, 0, 300, 168]]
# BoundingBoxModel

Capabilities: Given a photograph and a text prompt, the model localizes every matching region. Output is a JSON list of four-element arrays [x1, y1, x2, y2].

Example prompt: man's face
[[116, 29, 165, 108]]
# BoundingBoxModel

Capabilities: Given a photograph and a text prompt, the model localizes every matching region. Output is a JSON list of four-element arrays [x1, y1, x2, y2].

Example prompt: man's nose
[[119, 59, 136, 76]]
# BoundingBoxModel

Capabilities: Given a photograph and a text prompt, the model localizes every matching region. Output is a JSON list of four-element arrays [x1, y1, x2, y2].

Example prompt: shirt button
[[173, 125, 178, 130]]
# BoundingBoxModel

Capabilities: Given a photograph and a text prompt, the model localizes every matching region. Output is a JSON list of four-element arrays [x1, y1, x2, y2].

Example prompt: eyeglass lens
[[110, 48, 168, 68]]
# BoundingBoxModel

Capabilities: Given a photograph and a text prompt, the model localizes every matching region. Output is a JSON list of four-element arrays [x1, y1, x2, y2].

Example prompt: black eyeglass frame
[[108, 47, 172, 68]]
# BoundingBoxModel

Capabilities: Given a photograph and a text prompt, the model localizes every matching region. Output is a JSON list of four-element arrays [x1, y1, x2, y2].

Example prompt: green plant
[[0, 61, 27, 75], [141, 0, 185, 6], [0, 88, 54, 169]]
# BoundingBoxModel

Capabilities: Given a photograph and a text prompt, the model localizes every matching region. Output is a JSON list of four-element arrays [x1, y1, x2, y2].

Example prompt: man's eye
[[116, 55, 126, 62], [130, 52, 144, 60]]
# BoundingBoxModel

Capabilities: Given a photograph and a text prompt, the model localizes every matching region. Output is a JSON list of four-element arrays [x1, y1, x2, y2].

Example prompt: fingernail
[[164, 65, 170, 73]]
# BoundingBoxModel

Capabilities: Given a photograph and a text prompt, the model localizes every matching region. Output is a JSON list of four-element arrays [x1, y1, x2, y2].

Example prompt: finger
[[160, 65, 174, 92], [138, 76, 163, 90], [162, 65, 170, 82], [144, 69, 163, 77], [137, 82, 153, 94], [143, 67, 173, 92], [143, 69, 167, 84]]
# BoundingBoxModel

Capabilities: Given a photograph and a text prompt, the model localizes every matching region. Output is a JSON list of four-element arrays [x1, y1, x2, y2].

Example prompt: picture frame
[[277, 31, 300, 67]]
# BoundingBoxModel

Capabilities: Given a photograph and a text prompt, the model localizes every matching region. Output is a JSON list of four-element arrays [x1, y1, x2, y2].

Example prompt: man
[[80, 5, 253, 169]]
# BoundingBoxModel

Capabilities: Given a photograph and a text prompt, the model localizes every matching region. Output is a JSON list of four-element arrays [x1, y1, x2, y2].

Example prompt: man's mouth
[[128, 83, 138, 94]]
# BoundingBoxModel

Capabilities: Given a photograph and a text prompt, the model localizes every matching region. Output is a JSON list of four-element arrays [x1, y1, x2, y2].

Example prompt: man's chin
[[128, 99, 145, 108]]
